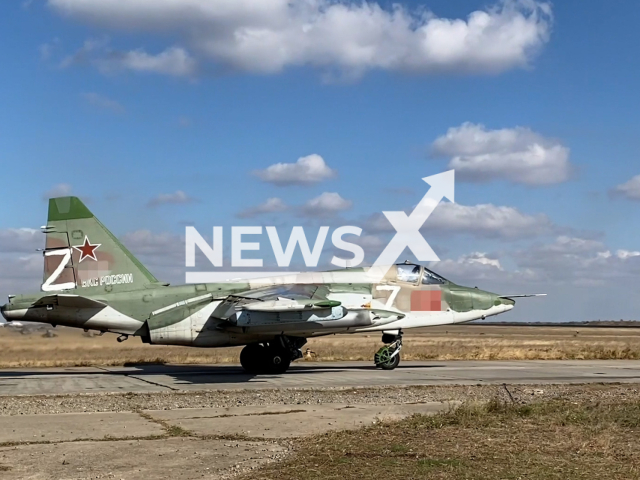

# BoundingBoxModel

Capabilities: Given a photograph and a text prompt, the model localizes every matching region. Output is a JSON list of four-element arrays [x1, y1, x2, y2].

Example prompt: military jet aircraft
[[1, 197, 542, 373]]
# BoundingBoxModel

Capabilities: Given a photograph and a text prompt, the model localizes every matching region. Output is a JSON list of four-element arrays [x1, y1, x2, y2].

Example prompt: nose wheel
[[374, 332, 402, 370]]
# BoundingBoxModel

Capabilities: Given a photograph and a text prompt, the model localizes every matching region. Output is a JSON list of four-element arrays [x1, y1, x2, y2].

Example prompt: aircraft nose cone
[[500, 297, 515, 306]]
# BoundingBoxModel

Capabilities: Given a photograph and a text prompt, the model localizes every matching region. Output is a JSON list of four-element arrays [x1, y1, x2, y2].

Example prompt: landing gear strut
[[374, 331, 402, 370], [240, 336, 306, 375]]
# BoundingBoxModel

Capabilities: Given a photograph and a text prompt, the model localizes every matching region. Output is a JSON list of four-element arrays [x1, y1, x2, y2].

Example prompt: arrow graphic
[[369, 170, 455, 281]]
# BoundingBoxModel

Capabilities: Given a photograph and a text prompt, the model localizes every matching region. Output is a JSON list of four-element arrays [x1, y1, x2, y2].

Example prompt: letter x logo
[[372, 171, 455, 277]]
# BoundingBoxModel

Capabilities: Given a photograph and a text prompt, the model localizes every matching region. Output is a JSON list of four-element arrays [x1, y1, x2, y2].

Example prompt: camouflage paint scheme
[[1, 197, 519, 348]]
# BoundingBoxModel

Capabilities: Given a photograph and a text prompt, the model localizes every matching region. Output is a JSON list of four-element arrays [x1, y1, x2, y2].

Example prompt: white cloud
[[147, 190, 196, 207], [432, 252, 512, 283], [80, 92, 125, 113], [60, 37, 196, 77], [0, 254, 43, 301], [0, 235, 43, 301], [427, 236, 640, 290], [616, 249, 640, 259], [355, 234, 386, 251], [427, 203, 554, 238], [367, 203, 554, 239], [533, 235, 604, 254], [59, 36, 109, 68], [0, 229, 42, 254], [515, 236, 640, 286], [95, 47, 196, 77], [300, 192, 352, 217], [465, 252, 503, 269], [42, 183, 72, 200], [121, 230, 183, 258], [48, 0, 552, 78], [432, 123, 571, 185], [119, 230, 186, 283], [254, 154, 336, 186], [611, 175, 640, 200], [237, 198, 288, 218]]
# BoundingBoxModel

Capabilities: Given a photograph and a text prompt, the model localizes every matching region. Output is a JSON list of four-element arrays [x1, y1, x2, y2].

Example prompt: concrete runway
[[2, 360, 640, 396], [0, 402, 452, 479]]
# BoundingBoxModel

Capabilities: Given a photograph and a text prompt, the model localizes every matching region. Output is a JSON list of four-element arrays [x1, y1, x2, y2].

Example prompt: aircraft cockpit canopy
[[395, 262, 448, 285], [421, 267, 448, 285]]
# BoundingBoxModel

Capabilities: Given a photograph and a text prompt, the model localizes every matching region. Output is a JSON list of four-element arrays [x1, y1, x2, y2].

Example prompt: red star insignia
[[73, 236, 101, 262]]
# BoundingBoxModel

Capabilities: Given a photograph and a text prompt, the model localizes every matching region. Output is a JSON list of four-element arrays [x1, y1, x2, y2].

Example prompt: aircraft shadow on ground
[[0, 362, 445, 386], [0, 364, 262, 384], [286, 363, 445, 372]]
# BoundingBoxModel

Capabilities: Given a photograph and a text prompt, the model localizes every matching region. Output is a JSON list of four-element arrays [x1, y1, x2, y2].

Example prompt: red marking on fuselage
[[411, 290, 442, 312]]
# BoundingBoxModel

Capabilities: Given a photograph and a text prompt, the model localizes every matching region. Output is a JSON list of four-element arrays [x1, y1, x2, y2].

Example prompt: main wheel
[[240, 343, 265, 374], [264, 346, 291, 374], [374, 346, 401, 370]]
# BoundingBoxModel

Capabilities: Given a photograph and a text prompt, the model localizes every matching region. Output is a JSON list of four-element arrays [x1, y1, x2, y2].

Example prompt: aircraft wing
[[234, 284, 332, 301], [32, 294, 107, 309]]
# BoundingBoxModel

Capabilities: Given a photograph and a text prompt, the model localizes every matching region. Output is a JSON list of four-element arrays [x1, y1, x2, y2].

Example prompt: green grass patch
[[166, 425, 192, 437], [247, 396, 640, 480]]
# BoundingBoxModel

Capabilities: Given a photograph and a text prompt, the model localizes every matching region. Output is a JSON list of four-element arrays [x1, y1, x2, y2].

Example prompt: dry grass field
[[2, 324, 640, 367], [250, 397, 640, 480]]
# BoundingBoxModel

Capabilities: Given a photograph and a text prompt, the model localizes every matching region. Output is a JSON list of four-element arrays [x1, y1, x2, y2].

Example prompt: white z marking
[[41, 248, 76, 292], [376, 285, 401, 309]]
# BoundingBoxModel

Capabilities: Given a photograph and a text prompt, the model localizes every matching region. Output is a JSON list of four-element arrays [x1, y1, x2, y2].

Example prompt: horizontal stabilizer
[[33, 294, 107, 309]]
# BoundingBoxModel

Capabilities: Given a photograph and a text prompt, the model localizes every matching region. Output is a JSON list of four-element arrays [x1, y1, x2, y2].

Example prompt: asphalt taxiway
[[2, 360, 640, 396]]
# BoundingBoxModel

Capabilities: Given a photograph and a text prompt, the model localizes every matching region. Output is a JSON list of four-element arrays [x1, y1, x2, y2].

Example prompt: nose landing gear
[[374, 331, 402, 370]]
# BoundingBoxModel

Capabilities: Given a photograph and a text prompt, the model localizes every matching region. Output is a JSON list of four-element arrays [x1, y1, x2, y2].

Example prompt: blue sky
[[1, 0, 640, 322]]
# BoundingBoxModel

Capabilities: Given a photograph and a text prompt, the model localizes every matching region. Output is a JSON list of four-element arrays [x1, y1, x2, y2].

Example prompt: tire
[[265, 347, 291, 374], [240, 344, 265, 374], [379, 353, 400, 370], [374, 347, 401, 370]]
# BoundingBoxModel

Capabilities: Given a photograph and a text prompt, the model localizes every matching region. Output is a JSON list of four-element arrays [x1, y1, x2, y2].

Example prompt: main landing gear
[[374, 331, 402, 370], [240, 336, 306, 375]]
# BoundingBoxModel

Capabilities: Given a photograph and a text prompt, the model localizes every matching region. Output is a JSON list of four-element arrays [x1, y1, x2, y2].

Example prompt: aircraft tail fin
[[41, 196, 162, 293]]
